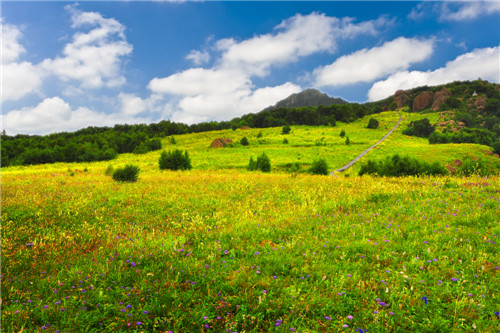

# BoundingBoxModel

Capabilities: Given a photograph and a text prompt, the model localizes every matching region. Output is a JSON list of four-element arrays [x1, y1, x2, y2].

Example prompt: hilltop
[[263, 88, 347, 111]]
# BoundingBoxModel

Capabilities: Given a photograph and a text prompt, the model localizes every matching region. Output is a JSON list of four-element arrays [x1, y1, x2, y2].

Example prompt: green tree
[[159, 149, 192, 171], [309, 158, 329, 175], [282, 125, 291, 134]]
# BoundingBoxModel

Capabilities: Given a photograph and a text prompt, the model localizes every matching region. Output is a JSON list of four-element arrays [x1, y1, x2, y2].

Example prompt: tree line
[[1, 103, 382, 167]]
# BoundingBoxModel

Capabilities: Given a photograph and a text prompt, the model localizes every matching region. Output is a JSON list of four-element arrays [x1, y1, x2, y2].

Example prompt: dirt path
[[331, 110, 402, 175]]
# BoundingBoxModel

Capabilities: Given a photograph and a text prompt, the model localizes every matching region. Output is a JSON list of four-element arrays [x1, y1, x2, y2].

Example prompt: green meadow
[[1, 111, 499, 332]]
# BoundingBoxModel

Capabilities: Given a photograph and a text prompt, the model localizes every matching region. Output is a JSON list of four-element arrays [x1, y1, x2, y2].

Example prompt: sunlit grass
[[2, 111, 499, 332], [2, 164, 499, 332]]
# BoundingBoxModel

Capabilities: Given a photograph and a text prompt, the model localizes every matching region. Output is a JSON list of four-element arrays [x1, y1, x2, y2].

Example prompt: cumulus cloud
[[149, 12, 390, 123], [1, 22, 44, 101], [40, 6, 133, 89], [314, 37, 434, 87], [368, 46, 500, 101], [440, 1, 500, 21], [2, 97, 151, 135]]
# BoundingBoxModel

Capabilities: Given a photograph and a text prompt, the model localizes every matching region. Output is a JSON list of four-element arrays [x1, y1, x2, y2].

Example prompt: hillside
[[263, 88, 347, 110], [2, 80, 499, 168]]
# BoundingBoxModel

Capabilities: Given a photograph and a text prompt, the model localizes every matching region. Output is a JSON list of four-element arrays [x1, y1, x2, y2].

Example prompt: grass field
[[2, 112, 499, 332]]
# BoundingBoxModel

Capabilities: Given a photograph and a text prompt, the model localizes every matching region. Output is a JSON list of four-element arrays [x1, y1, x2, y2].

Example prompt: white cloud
[[440, 1, 500, 21], [186, 49, 210, 65], [314, 37, 434, 87], [1, 22, 44, 101], [149, 67, 250, 96], [149, 12, 390, 123], [2, 96, 151, 135], [40, 6, 132, 89], [368, 46, 500, 101]]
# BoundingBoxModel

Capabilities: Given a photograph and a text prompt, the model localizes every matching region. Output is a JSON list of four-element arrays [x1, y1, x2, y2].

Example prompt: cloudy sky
[[2, 1, 499, 135]]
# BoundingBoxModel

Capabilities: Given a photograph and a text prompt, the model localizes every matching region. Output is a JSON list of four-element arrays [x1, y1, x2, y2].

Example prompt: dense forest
[[2, 80, 499, 166]]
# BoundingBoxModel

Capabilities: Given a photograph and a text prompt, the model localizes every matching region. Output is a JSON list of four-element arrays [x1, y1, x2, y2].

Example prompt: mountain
[[263, 88, 347, 111]]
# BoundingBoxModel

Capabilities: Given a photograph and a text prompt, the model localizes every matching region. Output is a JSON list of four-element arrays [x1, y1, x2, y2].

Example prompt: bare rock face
[[413, 91, 434, 111], [394, 90, 410, 108], [432, 87, 452, 111], [210, 138, 233, 148]]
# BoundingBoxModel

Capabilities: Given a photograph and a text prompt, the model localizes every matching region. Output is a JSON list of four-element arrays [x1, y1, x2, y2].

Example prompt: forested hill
[[1, 80, 499, 167], [263, 88, 347, 111]]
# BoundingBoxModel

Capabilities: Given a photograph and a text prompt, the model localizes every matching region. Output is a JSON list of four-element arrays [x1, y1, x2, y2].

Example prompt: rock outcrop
[[394, 90, 410, 108], [432, 87, 452, 111], [413, 91, 434, 111]]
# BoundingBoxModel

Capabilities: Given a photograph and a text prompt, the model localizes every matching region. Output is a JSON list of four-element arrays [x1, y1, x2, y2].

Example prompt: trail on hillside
[[331, 110, 403, 174]]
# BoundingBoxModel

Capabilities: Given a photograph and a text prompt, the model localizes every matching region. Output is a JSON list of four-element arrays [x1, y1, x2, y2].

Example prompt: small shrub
[[309, 158, 329, 175], [248, 153, 271, 172], [340, 129, 346, 137], [159, 149, 192, 171], [367, 118, 379, 129], [257, 131, 263, 138], [286, 162, 302, 173], [457, 157, 491, 176], [345, 136, 351, 145], [240, 137, 249, 146], [112, 165, 139, 182], [282, 125, 291, 134], [283, 138, 289, 144], [169, 136, 177, 144]]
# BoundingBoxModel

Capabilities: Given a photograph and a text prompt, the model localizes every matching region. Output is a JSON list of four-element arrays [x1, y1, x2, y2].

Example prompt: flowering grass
[[1, 164, 499, 332]]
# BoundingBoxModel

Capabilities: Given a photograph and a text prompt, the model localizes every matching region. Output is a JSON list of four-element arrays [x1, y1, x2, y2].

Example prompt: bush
[[282, 125, 291, 134], [248, 152, 271, 172], [403, 118, 435, 138], [367, 118, 379, 129], [159, 149, 192, 171], [256, 131, 263, 138], [112, 165, 139, 182], [283, 138, 289, 144], [309, 158, 329, 175], [169, 136, 176, 144], [359, 154, 447, 177], [340, 129, 345, 137], [240, 137, 249, 146], [345, 136, 350, 145]]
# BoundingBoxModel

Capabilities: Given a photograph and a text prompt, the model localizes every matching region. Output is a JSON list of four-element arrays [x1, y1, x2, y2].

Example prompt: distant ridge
[[263, 88, 347, 111]]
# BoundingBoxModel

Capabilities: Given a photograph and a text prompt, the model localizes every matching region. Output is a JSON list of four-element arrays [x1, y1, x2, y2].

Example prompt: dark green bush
[[159, 149, 192, 171], [359, 154, 447, 177], [340, 129, 346, 137], [169, 136, 176, 144], [282, 125, 291, 134], [367, 118, 379, 129], [283, 138, 289, 144], [248, 153, 271, 172], [240, 137, 249, 146], [257, 131, 263, 138], [403, 118, 435, 138], [309, 158, 329, 175], [112, 165, 139, 182], [345, 136, 350, 145]]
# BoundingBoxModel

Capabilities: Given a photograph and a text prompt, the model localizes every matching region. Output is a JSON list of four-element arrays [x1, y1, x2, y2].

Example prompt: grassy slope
[[2, 111, 499, 332], [5, 111, 498, 176]]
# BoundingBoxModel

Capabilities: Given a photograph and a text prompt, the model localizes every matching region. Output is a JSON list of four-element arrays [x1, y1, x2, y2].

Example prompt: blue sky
[[2, 1, 499, 135]]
